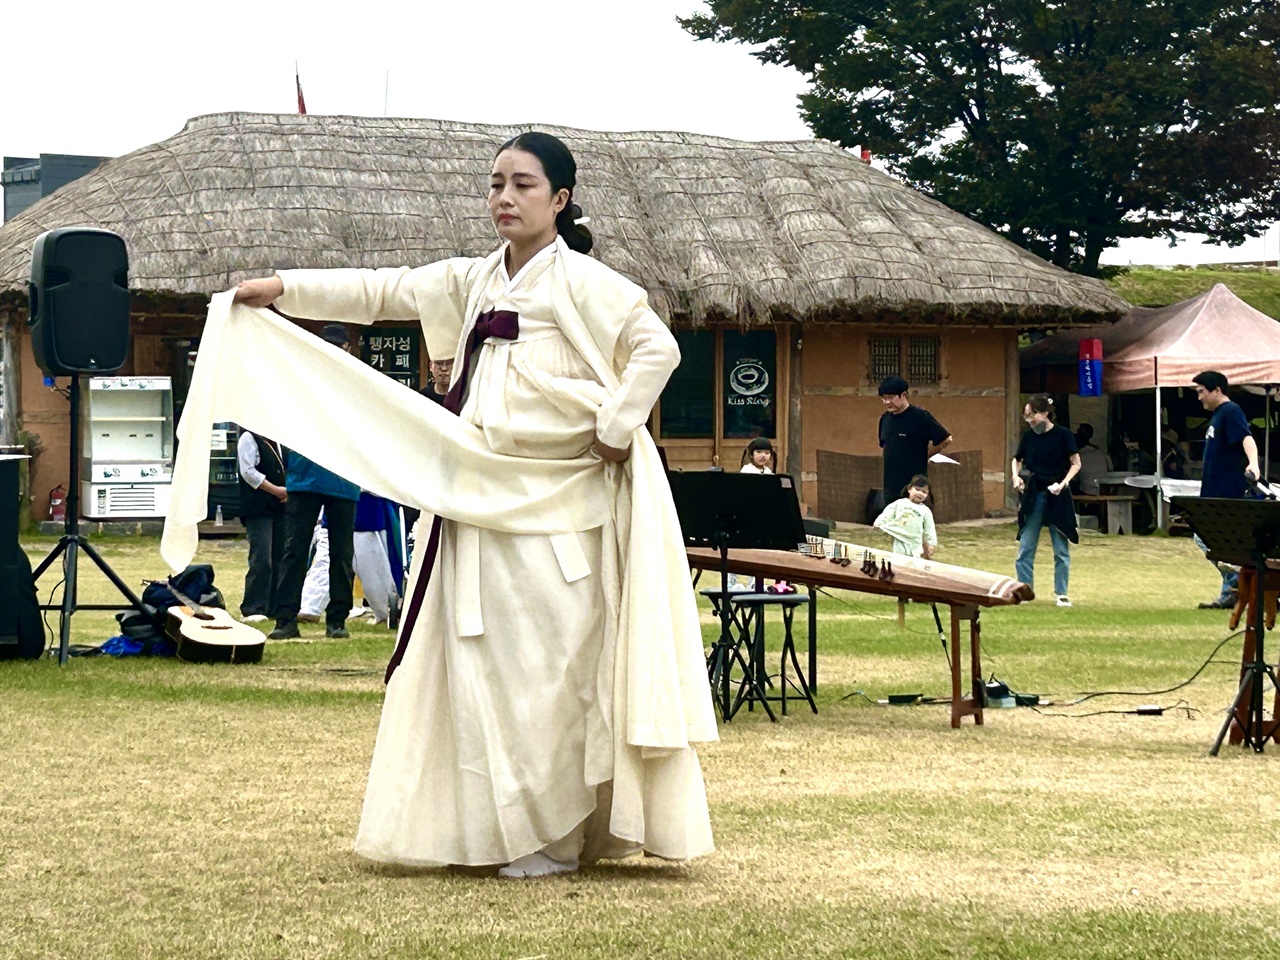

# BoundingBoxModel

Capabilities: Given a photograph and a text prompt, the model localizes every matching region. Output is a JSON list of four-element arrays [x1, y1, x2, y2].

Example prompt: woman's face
[[751, 448, 772, 467], [489, 148, 568, 248], [1024, 405, 1051, 429]]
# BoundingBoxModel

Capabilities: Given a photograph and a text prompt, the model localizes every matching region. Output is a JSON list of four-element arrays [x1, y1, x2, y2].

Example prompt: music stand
[[667, 471, 807, 721], [1173, 496, 1280, 754]]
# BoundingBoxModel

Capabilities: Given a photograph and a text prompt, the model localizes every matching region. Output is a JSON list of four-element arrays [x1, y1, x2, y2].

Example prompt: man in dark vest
[[237, 429, 288, 622]]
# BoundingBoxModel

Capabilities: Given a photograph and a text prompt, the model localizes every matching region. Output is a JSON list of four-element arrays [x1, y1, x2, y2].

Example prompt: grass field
[[1107, 267, 1280, 317], [4, 525, 1280, 959]]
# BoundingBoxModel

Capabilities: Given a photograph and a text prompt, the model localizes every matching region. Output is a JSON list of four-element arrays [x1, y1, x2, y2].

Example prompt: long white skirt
[[355, 332, 711, 867], [354, 513, 711, 867]]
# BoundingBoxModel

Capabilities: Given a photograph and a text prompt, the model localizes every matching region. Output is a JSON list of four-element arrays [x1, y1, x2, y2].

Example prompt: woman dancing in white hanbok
[[232, 133, 715, 878]]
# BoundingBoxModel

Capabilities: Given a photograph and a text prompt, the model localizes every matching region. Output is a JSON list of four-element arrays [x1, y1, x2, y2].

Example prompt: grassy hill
[[1107, 267, 1280, 317]]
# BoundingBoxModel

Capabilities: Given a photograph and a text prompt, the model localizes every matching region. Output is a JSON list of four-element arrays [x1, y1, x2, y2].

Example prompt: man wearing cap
[[877, 376, 952, 513], [269, 323, 360, 640]]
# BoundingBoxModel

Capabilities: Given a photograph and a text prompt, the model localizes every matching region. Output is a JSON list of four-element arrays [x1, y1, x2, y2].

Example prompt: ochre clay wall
[[16, 315, 1020, 521], [798, 325, 1015, 515]]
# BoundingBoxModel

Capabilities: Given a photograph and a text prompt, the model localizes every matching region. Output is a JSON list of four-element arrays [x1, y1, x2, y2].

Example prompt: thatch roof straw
[[0, 112, 1125, 325]]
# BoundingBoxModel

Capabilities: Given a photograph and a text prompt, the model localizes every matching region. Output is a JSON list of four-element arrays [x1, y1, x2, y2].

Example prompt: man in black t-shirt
[[877, 375, 952, 508], [1192, 370, 1260, 608]]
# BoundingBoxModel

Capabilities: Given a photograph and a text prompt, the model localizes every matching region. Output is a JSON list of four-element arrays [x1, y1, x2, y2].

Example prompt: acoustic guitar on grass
[[163, 582, 265, 664]]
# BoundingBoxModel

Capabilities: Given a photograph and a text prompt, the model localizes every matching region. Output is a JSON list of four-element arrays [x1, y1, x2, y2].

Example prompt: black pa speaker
[[28, 227, 131, 376]]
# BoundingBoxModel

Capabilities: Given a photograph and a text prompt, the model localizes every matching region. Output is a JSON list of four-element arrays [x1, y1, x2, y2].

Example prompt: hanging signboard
[[361, 330, 420, 389], [723, 331, 776, 439]]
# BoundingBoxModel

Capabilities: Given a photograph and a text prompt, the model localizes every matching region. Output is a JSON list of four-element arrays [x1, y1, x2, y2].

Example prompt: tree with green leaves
[[681, 1, 1280, 275]]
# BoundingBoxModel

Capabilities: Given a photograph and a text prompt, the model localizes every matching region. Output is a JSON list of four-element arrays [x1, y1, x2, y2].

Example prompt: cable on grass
[[39, 576, 66, 658], [1064, 630, 1244, 705], [836, 689, 878, 705], [1028, 699, 1199, 720]]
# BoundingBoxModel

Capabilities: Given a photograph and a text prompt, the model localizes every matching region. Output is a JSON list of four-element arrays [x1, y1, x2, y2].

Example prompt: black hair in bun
[[554, 201, 593, 254], [496, 131, 594, 254]]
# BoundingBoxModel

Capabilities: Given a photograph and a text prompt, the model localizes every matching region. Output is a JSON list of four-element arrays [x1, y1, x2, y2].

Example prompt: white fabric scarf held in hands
[[160, 291, 611, 573], [162, 282, 716, 755]]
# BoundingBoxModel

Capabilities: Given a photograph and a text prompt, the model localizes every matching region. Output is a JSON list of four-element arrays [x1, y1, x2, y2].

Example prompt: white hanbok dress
[[266, 239, 716, 867]]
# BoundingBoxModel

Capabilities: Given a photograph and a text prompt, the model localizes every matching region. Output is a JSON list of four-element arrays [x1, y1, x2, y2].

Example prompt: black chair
[[700, 588, 816, 719]]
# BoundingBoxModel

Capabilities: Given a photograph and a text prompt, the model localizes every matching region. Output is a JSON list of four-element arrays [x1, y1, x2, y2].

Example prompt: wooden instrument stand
[[1226, 566, 1280, 747], [949, 604, 984, 728], [1176, 495, 1280, 755], [685, 548, 1026, 728]]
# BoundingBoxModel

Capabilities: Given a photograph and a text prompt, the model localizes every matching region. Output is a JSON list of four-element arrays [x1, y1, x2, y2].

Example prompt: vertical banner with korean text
[[1078, 338, 1103, 397]]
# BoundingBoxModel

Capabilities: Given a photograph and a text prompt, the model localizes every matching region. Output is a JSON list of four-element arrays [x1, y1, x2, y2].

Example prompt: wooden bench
[[1074, 493, 1138, 534]]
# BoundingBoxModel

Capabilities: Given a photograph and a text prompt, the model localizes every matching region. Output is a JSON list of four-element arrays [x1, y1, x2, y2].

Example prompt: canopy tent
[[1021, 283, 1280, 392], [1020, 284, 1280, 527]]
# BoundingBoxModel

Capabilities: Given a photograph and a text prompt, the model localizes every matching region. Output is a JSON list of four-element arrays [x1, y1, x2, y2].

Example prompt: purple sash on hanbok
[[385, 309, 519, 681]]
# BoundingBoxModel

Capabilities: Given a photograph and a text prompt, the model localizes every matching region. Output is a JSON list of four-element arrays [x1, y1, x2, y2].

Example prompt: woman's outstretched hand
[[233, 276, 284, 307], [592, 437, 630, 463]]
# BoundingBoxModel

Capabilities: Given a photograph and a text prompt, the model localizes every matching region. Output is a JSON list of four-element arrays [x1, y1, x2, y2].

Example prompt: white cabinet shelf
[[81, 376, 175, 518]]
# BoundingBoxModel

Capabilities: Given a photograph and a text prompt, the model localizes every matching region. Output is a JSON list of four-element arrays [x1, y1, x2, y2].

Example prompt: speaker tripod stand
[[32, 374, 161, 664]]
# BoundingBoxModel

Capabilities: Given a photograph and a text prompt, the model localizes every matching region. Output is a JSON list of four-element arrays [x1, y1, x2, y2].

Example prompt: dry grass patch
[[4, 526, 1280, 958]]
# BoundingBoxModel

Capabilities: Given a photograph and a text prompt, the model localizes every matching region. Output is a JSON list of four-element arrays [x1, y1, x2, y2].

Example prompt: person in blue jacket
[[269, 324, 360, 639]]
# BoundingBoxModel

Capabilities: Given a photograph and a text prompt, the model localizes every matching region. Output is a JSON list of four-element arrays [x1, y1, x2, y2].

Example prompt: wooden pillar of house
[[1004, 329, 1021, 510], [787, 325, 802, 489], [1, 308, 19, 448]]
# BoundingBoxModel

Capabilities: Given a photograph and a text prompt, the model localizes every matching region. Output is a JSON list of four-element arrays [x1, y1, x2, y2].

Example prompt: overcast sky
[[2, 0, 1274, 267]]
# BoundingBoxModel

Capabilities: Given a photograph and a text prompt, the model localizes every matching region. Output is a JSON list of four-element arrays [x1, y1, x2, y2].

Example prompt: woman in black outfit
[[1012, 394, 1081, 606]]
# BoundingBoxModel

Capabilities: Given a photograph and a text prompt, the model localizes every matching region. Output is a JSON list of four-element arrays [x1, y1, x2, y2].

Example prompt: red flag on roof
[[296, 66, 307, 115]]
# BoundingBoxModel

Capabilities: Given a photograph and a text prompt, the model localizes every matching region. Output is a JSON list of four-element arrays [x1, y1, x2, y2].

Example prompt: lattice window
[[908, 335, 940, 384], [868, 334, 941, 385], [868, 335, 901, 382]]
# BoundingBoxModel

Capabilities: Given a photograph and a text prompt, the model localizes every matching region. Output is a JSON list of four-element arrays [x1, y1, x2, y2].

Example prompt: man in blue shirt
[[1193, 370, 1261, 609]]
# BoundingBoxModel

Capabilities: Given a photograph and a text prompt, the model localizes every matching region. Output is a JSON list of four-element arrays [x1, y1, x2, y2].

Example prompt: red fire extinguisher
[[49, 484, 67, 523]]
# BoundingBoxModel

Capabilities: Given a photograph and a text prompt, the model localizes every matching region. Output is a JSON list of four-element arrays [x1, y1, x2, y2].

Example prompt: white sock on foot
[[498, 851, 579, 879]]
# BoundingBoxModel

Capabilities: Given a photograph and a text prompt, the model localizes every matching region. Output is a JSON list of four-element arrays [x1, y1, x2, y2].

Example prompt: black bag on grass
[[1, 545, 45, 660], [141, 564, 224, 612]]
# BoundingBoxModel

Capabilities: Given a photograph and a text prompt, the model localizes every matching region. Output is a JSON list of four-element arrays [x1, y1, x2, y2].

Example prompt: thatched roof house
[[0, 113, 1127, 523], [0, 112, 1122, 324]]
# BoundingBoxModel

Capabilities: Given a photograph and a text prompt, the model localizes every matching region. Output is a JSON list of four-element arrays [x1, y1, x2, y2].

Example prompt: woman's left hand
[[592, 436, 630, 462], [1047, 481, 1064, 496]]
